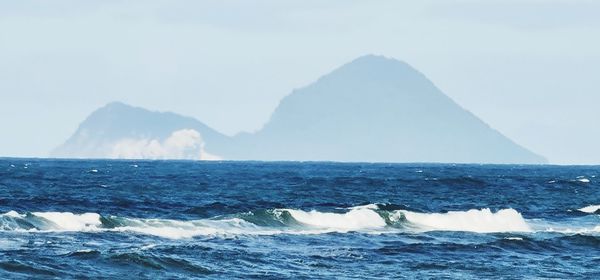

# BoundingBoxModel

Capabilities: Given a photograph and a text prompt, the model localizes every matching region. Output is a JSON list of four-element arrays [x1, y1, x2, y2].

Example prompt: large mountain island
[[52, 55, 546, 163], [52, 102, 231, 160]]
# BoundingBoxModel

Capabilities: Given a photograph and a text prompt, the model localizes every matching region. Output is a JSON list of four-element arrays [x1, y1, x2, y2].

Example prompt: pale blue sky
[[1, 0, 599, 164]]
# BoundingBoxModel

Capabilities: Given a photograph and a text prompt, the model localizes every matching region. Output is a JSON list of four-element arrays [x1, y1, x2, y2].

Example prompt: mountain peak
[[96, 101, 142, 114], [343, 54, 415, 73], [351, 54, 402, 64], [312, 55, 426, 92], [105, 101, 129, 108]]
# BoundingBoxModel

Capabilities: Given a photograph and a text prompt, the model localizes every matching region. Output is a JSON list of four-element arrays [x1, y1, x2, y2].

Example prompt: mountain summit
[[53, 55, 546, 163]]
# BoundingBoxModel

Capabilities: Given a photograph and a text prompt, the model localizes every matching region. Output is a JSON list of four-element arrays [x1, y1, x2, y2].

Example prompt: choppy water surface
[[1, 159, 599, 279]]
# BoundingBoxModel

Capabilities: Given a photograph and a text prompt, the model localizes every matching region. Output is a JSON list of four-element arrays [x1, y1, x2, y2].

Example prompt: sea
[[0, 159, 599, 279]]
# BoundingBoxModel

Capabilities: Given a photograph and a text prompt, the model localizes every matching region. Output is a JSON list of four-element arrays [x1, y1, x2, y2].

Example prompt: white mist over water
[[110, 129, 221, 160]]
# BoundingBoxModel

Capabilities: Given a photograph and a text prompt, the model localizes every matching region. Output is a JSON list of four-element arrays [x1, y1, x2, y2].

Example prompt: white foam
[[32, 212, 102, 231], [0, 207, 584, 239], [577, 178, 590, 183], [3, 210, 22, 218], [115, 225, 216, 239], [0, 211, 277, 239], [578, 205, 600, 213], [505, 237, 524, 241], [543, 225, 600, 235], [398, 208, 532, 233], [285, 208, 386, 231], [112, 217, 275, 239], [347, 204, 379, 210]]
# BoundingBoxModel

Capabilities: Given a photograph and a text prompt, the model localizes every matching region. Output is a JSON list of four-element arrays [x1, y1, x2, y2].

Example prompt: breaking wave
[[1, 204, 596, 239], [396, 208, 532, 233]]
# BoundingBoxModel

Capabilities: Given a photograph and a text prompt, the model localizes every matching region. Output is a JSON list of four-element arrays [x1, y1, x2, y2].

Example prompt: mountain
[[52, 55, 546, 163], [224, 55, 545, 163], [51, 102, 230, 159]]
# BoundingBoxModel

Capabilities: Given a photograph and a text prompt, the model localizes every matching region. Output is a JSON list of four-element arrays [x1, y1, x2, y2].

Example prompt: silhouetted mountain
[[53, 55, 546, 163], [224, 55, 546, 163], [51, 102, 230, 159]]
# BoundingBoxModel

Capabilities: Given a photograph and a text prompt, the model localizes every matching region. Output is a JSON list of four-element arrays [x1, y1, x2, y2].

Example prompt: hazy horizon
[[1, 1, 599, 164]]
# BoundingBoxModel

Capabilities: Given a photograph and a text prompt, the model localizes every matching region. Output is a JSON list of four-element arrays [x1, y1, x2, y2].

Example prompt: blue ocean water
[[0, 159, 599, 279]]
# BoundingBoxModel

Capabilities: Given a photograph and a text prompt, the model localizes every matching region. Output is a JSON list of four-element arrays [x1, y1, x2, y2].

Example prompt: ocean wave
[[1, 205, 593, 239]]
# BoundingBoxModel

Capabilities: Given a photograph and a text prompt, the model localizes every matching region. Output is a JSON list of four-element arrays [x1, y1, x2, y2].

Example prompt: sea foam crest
[[395, 208, 532, 233], [111, 218, 269, 239], [0, 211, 274, 239], [578, 205, 600, 214], [1, 206, 533, 239], [32, 212, 102, 231], [1, 211, 102, 232], [284, 208, 386, 231]]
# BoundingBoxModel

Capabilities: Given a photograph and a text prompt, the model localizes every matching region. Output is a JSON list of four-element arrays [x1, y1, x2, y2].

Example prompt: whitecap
[[32, 212, 102, 231], [284, 208, 386, 231], [396, 208, 532, 233], [504, 237, 523, 241], [543, 226, 600, 235], [0, 206, 582, 239], [578, 205, 600, 214], [140, 244, 157, 250]]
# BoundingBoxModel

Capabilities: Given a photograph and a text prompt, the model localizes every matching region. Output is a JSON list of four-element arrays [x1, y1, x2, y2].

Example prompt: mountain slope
[[224, 55, 546, 163]]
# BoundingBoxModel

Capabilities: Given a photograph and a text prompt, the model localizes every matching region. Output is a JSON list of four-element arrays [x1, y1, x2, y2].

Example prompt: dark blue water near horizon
[[1, 158, 599, 279]]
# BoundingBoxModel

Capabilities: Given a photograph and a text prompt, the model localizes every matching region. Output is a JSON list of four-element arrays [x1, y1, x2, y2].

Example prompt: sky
[[0, 0, 599, 164]]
